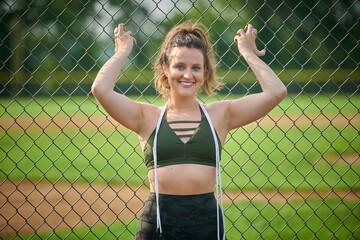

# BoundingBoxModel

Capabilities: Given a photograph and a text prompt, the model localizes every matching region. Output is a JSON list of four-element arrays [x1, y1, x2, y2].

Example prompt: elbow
[[278, 85, 287, 101], [91, 82, 100, 98], [91, 80, 115, 102], [271, 84, 287, 104], [91, 81, 106, 100]]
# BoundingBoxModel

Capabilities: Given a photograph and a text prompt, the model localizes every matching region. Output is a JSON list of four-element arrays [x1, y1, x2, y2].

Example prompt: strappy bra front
[[143, 106, 222, 170], [147, 101, 226, 240]]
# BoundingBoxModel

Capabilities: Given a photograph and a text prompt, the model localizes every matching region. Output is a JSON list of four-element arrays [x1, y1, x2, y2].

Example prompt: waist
[[148, 164, 216, 195], [146, 157, 216, 171], [148, 191, 215, 200], [142, 192, 220, 227]]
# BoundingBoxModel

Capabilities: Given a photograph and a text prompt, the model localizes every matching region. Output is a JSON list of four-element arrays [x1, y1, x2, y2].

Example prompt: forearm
[[92, 49, 130, 95], [243, 52, 287, 99]]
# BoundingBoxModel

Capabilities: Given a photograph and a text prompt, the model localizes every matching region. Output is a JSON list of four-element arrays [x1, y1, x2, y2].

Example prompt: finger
[[234, 36, 238, 43], [238, 29, 245, 36], [126, 31, 133, 39], [119, 23, 125, 34], [252, 29, 258, 36], [126, 31, 136, 45], [257, 49, 266, 57], [246, 24, 253, 34], [128, 31, 136, 43]]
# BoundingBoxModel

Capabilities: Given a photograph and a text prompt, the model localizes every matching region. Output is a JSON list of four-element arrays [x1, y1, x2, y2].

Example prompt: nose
[[183, 69, 193, 79]]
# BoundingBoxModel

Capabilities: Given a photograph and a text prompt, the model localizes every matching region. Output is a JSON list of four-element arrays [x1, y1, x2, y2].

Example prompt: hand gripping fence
[[152, 100, 226, 240]]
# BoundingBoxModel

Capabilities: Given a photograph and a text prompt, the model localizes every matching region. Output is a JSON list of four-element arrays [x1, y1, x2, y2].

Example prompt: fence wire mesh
[[0, 0, 359, 239]]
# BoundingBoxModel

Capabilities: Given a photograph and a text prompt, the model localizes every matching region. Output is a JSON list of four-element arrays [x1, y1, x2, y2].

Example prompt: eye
[[193, 66, 200, 71], [176, 65, 184, 70]]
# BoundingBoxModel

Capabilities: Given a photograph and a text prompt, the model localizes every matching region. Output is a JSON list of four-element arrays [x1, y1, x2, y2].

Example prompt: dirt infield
[[1, 172, 359, 237]]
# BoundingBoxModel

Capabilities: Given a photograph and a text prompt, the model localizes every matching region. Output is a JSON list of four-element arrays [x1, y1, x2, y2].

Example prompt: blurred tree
[[242, 0, 359, 69], [0, 0, 151, 94], [1, 0, 358, 96], [0, 0, 101, 73], [106, 0, 150, 69]]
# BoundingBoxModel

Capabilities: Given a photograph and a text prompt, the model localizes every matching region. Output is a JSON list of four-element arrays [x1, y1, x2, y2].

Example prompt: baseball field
[[0, 93, 359, 239]]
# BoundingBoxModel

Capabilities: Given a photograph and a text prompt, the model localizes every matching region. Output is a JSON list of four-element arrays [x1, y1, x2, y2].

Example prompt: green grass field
[[1, 94, 359, 190], [1, 93, 359, 239]]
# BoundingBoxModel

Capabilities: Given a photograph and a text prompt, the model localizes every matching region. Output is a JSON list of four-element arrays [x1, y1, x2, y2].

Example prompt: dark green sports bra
[[143, 107, 222, 170]]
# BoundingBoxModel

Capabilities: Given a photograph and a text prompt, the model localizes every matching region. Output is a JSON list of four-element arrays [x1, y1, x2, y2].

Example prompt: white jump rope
[[152, 99, 226, 240]]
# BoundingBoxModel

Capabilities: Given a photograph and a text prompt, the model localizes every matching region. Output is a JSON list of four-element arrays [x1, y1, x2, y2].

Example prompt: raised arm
[[91, 24, 147, 134], [222, 24, 287, 131]]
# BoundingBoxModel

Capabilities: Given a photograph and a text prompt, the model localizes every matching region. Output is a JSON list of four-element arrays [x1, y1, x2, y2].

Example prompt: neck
[[167, 96, 198, 112]]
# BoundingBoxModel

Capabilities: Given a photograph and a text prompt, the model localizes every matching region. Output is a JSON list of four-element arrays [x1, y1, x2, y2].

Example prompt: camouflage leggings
[[135, 192, 226, 240]]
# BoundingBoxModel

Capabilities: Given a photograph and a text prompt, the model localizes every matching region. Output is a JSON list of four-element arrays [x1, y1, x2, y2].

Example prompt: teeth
[[181, 82, 193, 86]]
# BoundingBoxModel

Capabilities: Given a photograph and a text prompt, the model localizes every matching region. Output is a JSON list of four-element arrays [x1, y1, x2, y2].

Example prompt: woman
[[92, 21, 287, 240]]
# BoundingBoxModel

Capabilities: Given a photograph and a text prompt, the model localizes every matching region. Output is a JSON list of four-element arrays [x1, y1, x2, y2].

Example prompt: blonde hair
[[154, 20, 221, 99]]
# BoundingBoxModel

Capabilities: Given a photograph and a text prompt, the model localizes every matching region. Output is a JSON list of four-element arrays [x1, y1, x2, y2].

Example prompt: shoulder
[[201, 100, 232, 144]]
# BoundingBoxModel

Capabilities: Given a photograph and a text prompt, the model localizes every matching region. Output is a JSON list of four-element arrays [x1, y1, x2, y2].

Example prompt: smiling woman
[[91, 20, 286, 240], [154, 21, 220, 100], [163, 47, 205, 99]]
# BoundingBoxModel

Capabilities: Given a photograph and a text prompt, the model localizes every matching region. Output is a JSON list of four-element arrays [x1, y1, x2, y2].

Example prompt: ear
[[162, 63, 168, 77]]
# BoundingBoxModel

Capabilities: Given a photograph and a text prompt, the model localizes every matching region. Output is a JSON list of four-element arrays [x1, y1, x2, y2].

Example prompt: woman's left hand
[[234, 24, 266, 58], [114, 23, 136, 54]]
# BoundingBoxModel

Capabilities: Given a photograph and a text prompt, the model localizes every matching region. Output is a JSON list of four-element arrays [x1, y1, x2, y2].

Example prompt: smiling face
[[163, 47, 205, 100]]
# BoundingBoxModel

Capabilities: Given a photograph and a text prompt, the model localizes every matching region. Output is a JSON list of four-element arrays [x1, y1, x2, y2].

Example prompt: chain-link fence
[[1, 0, 359, 239]]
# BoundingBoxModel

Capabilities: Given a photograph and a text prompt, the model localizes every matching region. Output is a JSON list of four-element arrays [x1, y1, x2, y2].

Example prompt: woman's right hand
[[114, 23, 136, 54], [234, 24, 265, 58]]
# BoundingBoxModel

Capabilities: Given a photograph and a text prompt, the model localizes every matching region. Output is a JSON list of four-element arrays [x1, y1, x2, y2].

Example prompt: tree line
[[0, 0, 358, 95]]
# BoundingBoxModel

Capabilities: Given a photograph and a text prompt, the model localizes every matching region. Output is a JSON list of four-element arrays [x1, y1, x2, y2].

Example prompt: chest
[[155, 115, 219, 165]]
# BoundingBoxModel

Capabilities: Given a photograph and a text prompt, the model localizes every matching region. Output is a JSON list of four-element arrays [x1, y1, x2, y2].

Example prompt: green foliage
[[1, 0, 359, 84]]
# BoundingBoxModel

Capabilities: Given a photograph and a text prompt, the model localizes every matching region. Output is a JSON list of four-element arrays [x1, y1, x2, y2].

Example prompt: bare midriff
[[148, 164, 216, 195]]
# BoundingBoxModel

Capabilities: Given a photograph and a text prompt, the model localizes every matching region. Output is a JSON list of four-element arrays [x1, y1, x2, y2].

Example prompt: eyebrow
[[174, 62, 202, 66]]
